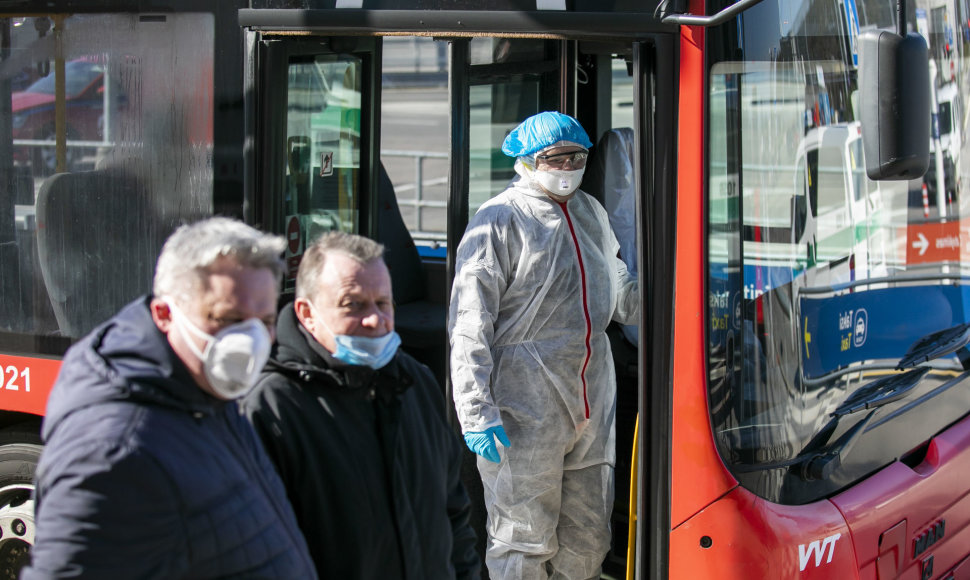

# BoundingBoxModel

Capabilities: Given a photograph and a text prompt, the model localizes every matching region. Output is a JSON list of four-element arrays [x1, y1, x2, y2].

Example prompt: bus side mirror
[[859, 30, 930, 180]]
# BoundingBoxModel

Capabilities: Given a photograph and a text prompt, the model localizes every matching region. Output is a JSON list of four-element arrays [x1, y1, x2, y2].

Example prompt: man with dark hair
[[241, 231, 480, 579], [24, 217, 317, 579]]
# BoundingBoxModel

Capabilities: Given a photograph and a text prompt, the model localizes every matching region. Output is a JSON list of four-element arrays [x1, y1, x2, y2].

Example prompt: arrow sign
[[904, 220, 963, 265], [912, 232, 929, 255]]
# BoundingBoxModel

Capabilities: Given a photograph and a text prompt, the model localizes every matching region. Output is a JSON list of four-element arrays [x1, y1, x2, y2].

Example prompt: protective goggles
[[535, 150, 589, 169]]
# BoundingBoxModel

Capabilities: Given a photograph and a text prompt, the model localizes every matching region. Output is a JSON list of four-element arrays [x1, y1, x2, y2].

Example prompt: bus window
[[264, 38, 379, 292], [813, 129, 854, 266], [284, 54, 361, 237], [467, 38, 559, 218], [1, 13, 213, 343], [380, 37, 449, 255], [610, 57, 634, 129]]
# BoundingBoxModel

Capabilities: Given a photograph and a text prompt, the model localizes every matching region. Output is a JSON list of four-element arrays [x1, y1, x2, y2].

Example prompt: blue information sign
[[800, 285, 970, 378]]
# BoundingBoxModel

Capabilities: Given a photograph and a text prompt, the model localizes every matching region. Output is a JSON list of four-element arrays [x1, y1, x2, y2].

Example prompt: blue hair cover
[[501, 111, 593, 158]]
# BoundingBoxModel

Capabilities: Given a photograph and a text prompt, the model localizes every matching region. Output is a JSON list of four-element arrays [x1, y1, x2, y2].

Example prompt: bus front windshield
[[706, 0, 970, 503]]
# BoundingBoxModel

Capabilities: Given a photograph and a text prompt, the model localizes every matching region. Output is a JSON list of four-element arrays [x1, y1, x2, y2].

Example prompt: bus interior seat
[[35, 165, 157, 337], [0, 166, 53, 334], [376, 163, 448, 383]]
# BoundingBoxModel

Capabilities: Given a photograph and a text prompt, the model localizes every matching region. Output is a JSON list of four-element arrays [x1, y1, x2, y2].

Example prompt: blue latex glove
[[463, 426, 511, 463]]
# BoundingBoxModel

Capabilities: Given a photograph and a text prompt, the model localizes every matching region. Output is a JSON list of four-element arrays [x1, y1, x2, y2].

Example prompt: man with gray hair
[[241, 231, 480, 579], [24, 217, 317, 579]]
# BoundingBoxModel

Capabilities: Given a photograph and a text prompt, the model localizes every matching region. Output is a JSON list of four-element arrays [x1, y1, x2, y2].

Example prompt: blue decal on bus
[[801, 286, 970, 377]]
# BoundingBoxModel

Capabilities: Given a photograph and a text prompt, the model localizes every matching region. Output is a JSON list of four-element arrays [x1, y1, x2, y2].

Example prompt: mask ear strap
[[307, 300, 338, 340], [166, 300, 212, 360]]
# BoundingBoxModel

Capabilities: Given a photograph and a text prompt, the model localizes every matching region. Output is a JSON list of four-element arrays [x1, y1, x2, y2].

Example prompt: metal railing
[[14, 140, 452, 246], [381, 149, 449, 245]]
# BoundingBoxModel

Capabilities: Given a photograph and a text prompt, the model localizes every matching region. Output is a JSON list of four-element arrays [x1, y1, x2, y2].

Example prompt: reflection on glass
[[611, 57, 635, 130], [469, 37, 547, 66], [468, 82, 539, 217], [284, 54, 362, 243], [2, 13, 213, 340], [706, 0, 970, 504]]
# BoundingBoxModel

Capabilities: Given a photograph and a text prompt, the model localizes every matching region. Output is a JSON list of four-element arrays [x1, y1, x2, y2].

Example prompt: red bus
[[1, 0, 968, 577]]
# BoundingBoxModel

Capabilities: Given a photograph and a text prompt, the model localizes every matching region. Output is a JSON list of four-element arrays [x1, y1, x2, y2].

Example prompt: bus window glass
[[466, 39, 558, 218], [814, 137, 853, 264], [611, 57, 634, 130], [284, 54, 361, 241], [468, 81, 539, 216], [849, 137, 868, 202], [470, 37, 547, 65], [706, 0, 970, 504], [1, 13, 213, 344], [939, 99, 953, 137], [380, 37, 449, 254]]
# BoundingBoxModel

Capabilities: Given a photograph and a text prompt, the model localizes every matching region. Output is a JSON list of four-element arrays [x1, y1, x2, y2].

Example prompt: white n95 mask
[[168, 302, 271, 399], [535, 167, 585, 196]]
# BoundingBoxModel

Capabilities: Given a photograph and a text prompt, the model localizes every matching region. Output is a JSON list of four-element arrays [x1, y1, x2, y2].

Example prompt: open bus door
[[241, 10, 673, 578]]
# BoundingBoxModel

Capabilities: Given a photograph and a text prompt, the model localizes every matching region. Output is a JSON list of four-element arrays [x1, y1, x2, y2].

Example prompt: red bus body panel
[[671, 4, 738, 532], [832, 414, 970, 579], [669, 414, 970, 578], [671, 486, 856, 578], [0, 354, 59, 416]]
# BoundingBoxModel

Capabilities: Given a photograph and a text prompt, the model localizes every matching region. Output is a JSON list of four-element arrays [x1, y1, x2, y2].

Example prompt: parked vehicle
[[12, 58, 124, 175]]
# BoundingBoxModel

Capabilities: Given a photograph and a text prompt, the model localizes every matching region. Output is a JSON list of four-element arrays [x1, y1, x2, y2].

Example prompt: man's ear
[[150, 298, 173, 333], [293, 298, 314, 333]]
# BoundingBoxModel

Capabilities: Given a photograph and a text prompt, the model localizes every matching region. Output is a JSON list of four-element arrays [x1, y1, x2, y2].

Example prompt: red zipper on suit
[[558, 201, 592, 419]]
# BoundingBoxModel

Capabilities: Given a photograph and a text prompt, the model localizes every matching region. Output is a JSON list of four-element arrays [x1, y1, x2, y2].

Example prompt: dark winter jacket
[[240, 304, 480, 580], [22, 296, 317, 579]]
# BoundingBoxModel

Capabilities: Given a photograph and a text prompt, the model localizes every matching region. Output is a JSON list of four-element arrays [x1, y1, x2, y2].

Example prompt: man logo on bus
[[853, 309, 868, 348]]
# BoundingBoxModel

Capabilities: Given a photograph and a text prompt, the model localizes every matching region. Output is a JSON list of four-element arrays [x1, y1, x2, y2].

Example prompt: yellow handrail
[[626, 414, 638, 580]]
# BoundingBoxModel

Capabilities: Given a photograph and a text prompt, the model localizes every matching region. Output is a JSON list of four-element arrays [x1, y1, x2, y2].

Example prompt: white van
[[794, 121, 888, 285], [928, 81, 963, 203]]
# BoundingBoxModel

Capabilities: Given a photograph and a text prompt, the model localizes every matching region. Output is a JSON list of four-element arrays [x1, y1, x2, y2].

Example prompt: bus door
[[241, 10, 671, 578], [446, 36, 669, 579], [250, 35, 379, 292]]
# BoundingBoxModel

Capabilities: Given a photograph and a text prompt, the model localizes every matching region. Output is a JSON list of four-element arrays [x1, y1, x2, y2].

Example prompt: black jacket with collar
[[240, 304, 480, 580]]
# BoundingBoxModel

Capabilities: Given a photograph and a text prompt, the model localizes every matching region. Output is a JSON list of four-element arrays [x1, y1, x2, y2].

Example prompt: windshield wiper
[[732, 322, 970, 478], [731, 367, 929, 479], [897, 322, 970, 370], [797, 367, 930, 480]]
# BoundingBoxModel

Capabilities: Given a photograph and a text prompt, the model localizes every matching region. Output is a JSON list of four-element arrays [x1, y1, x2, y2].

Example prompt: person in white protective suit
[[449, 111, 639, 580]]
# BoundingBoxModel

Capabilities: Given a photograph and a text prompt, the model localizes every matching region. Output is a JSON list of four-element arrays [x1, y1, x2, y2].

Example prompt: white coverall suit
[[449, 162, 639, 579]]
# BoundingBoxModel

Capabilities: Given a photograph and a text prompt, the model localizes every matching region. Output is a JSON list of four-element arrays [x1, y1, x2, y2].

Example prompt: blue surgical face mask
[[312, 301, 401, 369], [331, 331, 402, 369]]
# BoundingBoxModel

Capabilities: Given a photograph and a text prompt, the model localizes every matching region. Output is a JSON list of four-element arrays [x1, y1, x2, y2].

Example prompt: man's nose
[[360, 308, 389, 328]]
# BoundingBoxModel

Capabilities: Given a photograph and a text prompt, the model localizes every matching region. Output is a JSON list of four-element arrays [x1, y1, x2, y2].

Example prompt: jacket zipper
[[558, 201, 592, 419]]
